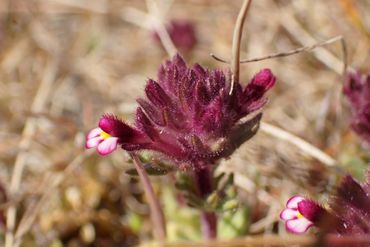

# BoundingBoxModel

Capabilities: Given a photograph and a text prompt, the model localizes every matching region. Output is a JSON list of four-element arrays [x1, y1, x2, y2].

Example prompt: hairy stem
[[230, 0, 253, 95], [131, 153, 166, 241], [194, 167, 217, 239], [200, 211, 217, 240]]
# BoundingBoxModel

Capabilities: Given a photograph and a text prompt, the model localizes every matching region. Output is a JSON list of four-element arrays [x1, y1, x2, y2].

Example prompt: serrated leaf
[[125, 163, 173, 176]]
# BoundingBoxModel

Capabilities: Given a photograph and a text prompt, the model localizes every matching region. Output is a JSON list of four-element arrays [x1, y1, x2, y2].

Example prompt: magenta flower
[[343, 70, 370, 147], [86, 55, 275, 169], [281, 172, 370, 235], [86, 115, 148, 155], [280, 196, 319, 234], [153, 20, 197, 53], [330, 173, 370, 235], [86, 127, 118, 155]]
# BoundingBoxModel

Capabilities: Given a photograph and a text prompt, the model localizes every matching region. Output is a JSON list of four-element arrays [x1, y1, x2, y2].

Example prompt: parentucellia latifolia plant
[[86, 54, 276, 240], [85, 0, 277, 241]]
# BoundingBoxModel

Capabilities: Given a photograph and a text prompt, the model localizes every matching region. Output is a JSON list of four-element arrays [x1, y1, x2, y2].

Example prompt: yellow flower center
[[100, 131, 111, 140], [297, 212, 304, 219]]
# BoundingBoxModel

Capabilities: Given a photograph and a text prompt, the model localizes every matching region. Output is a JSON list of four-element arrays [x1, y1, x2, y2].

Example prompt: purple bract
[[343, 70, 370, 147], [87, 54, 276, 169], [153, 20, 197, 54]]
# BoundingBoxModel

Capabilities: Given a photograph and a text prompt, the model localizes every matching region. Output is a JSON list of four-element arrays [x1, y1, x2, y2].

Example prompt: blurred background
[[0, 0, 369, 246]]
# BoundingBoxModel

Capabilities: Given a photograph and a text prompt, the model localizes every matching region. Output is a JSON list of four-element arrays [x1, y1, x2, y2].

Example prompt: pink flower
[[280, 173, 370, 236], [86, 114, 147, 155], [280, 196, 315, 234], [86, 127, 119, 155]]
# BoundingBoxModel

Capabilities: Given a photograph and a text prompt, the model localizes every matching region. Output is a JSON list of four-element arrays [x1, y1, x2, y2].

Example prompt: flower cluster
[[343, 70, 370, 147], [153, 20, 197, 54], [86, 54, 276, 169], [280, 171, 370, 235]]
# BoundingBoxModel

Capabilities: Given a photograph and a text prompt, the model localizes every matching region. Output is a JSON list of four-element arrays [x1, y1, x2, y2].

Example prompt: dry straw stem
[[211, 35, 347, 75], [122, 8, 154, 30], [13, 151, 91, 247], [131, 153, 167, 241], [140, 234, 370, 247], [280, 9, 344, 75], [146, 0, 177, 57], [5, 59, 58, 247], [229, 0, 253, 95], [121, 0, 177, 57], [47, 0, 108, 14], [260, 122, 336, 167]]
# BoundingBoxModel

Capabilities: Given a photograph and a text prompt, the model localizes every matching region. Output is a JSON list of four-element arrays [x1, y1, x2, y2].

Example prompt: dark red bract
[[330, 173, 370, 235], [343, 70, 370, 147], [97, 54, 276, 169], [153, 20, 197, 54]]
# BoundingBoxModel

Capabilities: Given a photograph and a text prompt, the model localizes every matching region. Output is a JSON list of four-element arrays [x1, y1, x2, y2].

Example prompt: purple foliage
[[330, 174, 370, 235], [153, 20, 197, 53], [298, 199, 329, 224], [343, 70, 370, 147], [92, 55, 276, 169]]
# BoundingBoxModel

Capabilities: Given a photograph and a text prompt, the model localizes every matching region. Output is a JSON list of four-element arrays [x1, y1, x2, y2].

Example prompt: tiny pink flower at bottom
[[280, 196, 314, 234], [86, 127, 119, 155]]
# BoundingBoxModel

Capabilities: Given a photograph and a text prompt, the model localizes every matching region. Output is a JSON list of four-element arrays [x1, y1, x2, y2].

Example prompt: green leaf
[[218, 207, 249, 239]]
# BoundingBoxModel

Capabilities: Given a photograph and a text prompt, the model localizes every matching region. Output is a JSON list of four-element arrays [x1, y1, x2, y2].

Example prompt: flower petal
[[251, 68, 276, 90], [286, 196, 305, 209], [97, 137, 118, 155], [99, 114, 135, 141], [86, 136, 102, 149], [280, 208, 298, 220], [286, 218, 313, 234], [87, 127, 102, 139], [297, 200, 326, 223]]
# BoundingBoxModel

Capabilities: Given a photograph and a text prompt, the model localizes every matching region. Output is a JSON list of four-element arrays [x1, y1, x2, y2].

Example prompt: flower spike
[[86, 54, 276, 168]]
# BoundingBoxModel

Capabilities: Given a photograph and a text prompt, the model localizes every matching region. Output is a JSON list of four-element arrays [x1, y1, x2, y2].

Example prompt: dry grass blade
[[13, 151, 90, 247], [145, 0, 177, 57], [229, 0, 253, 95], [5, 59, 58, 247], [122, 8, 153, 30], [280, 9, 344, 75], [211, 35, 348, 76], [260, 122, 336, 167]]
